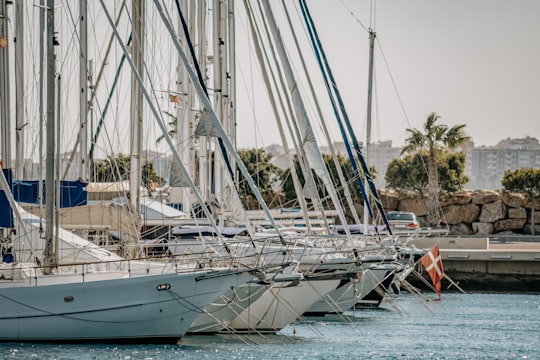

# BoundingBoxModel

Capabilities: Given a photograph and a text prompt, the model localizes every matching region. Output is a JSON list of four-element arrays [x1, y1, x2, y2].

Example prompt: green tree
[[92, 153, 163, 188], [237, 148, 282, 199], [385, 150, 469, 197], [502, 168, 540, 235], [401, 112, 470, 227]]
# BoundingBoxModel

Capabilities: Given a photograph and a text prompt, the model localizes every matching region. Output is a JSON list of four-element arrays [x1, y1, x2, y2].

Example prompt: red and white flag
[[420, 244, 444, 298]]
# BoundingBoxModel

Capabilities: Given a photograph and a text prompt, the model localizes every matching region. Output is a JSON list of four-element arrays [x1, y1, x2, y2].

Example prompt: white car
[[386, 211, 420, 231]]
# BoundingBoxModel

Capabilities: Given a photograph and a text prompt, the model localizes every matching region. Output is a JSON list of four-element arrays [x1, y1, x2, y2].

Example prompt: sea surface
[[1, 292, 539, 359]]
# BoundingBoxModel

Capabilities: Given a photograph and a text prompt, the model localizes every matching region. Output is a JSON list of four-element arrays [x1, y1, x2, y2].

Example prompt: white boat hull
[[188, 280, 271, 334], [305, 265, 396, 315], [227, 276, 340, 333], [0, 269, 255, 342]]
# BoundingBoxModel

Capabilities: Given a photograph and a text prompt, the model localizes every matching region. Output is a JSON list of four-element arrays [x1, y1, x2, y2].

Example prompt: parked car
[[386, 211, 420, 231]]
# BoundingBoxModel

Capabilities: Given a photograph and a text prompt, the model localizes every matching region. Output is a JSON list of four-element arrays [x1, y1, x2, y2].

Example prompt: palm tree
[[401, 112, 470, 227]]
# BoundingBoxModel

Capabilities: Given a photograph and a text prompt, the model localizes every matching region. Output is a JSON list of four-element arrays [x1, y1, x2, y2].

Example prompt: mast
[[79, 0, 88, 181], [43, 0, 56, 273], [14, 0, 24, 180], [172, 0, 191, 210], [212, 0, 224, 221], [364, 29, 375, 228], [0, 0, 11, 170], [197, 1, 208, 201], [38, 0, 45, 215], [129, 0, 144, 213]]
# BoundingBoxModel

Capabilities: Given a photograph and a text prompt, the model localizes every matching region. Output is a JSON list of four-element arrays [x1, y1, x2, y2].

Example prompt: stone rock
[[524, 198, 540, 211], [379, 190, 399, 210], [493, 218, 527, 232], [472, 222, 494, 234], [398, 198, 428, 216], [442, 205, 462, 225], [508, 207, 527, 219], [449, 223, 473, 235], [453, 192, 473, 205], [501, 192, 525, 208], [461, 203, 481, 223], [478, 201, 507, 222], [472, 190, 500, 205], [442, 203, 480, 225]]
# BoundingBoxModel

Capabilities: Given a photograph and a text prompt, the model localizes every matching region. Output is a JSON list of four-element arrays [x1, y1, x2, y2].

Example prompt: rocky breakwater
[[379, 189, 540, 235]]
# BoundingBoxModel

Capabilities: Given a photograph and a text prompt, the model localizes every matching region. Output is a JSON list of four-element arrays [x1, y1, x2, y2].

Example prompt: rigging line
[[88, 33, 132, 164], [55, 0, 80, 88], [337, 0, 369, 33], [235, 18, 265, 148], [375, 38, 450, 230], [374, 37, 412, 129]]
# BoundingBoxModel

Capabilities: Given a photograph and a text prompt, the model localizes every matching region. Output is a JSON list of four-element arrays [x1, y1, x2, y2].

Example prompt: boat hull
[[188, 280, 271, 334], [227, 276, 340, 333], [0, 269, 254, 342], [304, 265, 396, 315]]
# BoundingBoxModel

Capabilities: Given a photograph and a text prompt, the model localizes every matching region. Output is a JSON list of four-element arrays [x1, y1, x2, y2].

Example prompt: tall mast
[[0, 0, 11, 170], [14, 0, 24, 180], [172, 0, 191, 209], [212, 0, 224, 222], [363, 30, 375, 228], [79, 0, 88, 181], [43, 0, 56, 273], [197, 0, 208, 201], [129, 0, 144, 213], [38, 0, 45, 214]]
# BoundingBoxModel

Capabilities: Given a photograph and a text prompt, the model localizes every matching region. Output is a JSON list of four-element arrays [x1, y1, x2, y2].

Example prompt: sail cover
[[0, 169, 14, 228], [13, 179, 88, 208]]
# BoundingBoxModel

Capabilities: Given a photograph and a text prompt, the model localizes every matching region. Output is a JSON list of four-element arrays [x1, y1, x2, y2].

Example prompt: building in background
[[468, 136, 540, 190]]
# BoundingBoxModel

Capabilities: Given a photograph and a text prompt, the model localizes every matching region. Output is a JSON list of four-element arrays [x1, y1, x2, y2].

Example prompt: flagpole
[[444, 274, 466, 294]]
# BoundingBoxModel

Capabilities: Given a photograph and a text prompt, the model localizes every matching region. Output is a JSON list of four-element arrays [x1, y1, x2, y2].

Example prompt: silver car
[[386, 211, 420, 231]]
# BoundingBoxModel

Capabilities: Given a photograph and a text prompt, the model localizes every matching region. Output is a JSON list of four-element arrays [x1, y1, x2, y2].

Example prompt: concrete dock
[[400, 235, 540, 292]]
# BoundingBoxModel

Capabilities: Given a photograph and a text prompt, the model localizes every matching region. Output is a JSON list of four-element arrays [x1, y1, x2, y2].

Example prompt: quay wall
[[401, 236, 540, 293]]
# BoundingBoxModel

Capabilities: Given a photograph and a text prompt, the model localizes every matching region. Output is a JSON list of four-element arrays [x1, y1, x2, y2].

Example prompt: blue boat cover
[[12, 179, 88, 208], [0, 169, 14, 228], [171, 226, 248, 238]]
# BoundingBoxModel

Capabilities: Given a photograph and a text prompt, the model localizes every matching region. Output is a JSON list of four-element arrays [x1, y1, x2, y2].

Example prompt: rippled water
[[2, 293, 539, 359]]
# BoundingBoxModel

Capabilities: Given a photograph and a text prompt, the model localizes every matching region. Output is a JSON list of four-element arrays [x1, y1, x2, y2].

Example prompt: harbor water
[[1, 292, 538, 359]]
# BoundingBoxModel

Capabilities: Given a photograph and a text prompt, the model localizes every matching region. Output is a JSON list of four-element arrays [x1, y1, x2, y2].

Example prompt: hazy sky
[[234, 0, 540, 150]]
